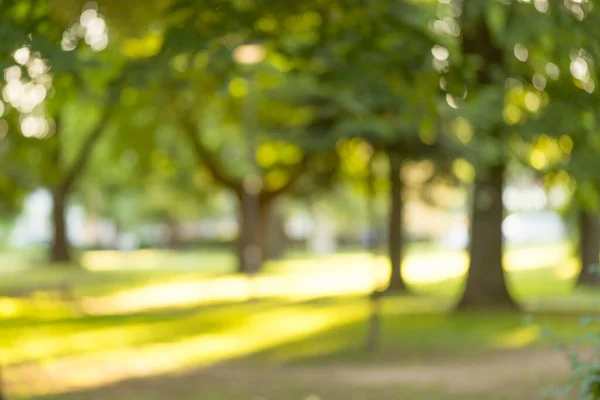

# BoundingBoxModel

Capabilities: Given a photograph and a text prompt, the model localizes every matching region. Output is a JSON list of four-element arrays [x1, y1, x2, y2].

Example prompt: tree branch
[[180, 117, 242, 192], [263, 155, 309, 203], [61, 105, 112, 192]]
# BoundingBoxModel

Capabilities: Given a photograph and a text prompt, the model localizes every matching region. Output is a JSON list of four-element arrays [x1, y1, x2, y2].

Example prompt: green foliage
[[540, 314, 600, 400]]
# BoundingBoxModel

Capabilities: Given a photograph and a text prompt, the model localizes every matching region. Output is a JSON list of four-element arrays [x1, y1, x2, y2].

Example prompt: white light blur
[[13, 47, 30, 65], [443, 18, 460, 36], [514, 44, 528, 62], [61, 34, 77, 51], [446, 93, 458, 109], [571, 5, 585, 20], [432, 18, 460, 37], [27, 58, 48, 78], [31, 84, 47, 103], [532, 74, 546, 90], [233, 44, 266, 65], [433, 58, 449, 72], [0, 10, 67, 139], [546, 63, 560, 80], [431, 45, 449, 61], [63, 5, 108, 52], [86, 17, 105, 37], [87, 32, 108, 51], [570, 57, 589, 80], [2, 55, 49, 117], [548, 186, 569, 208], [21, 115, 49, 138], [534, 0, 549, 12], [80, 9, 98, 27], [3, 80, 24, 104], [4, 66, 21, 82]]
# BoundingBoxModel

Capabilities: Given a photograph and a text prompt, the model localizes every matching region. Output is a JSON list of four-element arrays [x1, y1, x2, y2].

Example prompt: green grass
[[0, 244, 594, 400]]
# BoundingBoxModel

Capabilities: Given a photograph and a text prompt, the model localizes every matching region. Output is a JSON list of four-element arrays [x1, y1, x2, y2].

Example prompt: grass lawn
[[0, 243, 595, 400]]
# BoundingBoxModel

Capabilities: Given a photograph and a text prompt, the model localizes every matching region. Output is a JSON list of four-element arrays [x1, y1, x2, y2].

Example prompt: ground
[[0, 243, 595, 399]]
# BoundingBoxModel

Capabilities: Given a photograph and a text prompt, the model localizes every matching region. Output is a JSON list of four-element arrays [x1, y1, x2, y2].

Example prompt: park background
[[2, 0, 600, 399]]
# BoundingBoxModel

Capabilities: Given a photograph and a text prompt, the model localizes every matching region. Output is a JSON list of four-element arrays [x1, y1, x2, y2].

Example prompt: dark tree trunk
[[456, 165, 518, 310], [46, 110, 110, 265], [260, 201, 287, 261], [236, 196, 288, 273], [455, 1, 517, 310], [164, 217, 181, 249], [577, 209, 600, 286], [49, 187, 72, 263], [385, 152, 408, 292], [235, 189, 263, 274]]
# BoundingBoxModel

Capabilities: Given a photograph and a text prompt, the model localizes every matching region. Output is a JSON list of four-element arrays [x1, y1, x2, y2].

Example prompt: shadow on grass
[[20, 296, 576, 400], [2, 251, 596, 400], [246, 299, 590, 367]]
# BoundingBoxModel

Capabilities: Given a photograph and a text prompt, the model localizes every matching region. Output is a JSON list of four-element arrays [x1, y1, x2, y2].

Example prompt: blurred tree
[[136, 0, 370, 273], [285, 0, 442, 292], [444, 0, 600, 305], [80, 111, 230, 249], [175, 90, 316, 273], [509, 1, 600, 287], [531, 101, 600, 286], [0, 1, 130, 263], [441, 0, 518, 310]]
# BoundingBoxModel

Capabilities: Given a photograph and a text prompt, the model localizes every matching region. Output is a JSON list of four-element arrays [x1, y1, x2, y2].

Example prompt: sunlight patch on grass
[[556, 259, 578, 280], [0, 298, 21, 317], [70, 245, 575, 316], [402, 252, 467, 283], [4, 322, 158, 365], [503, 244, 571, 272], [6, 303, 366, 398], [82, 277, 250, 315], [0, 297, 75, 320], [81, 250, 233, 273], [493, 325, 541, 349]]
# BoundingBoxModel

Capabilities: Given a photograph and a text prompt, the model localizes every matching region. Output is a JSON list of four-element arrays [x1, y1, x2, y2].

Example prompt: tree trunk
[[260, 201, 287, 261], [49, 187, 72, 263], [385, 152, 408, 292], [456, 164, 518, 310], [164, 217, 181, 249], [577, 209, 600, 286], [235, 188, 263, 274]]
